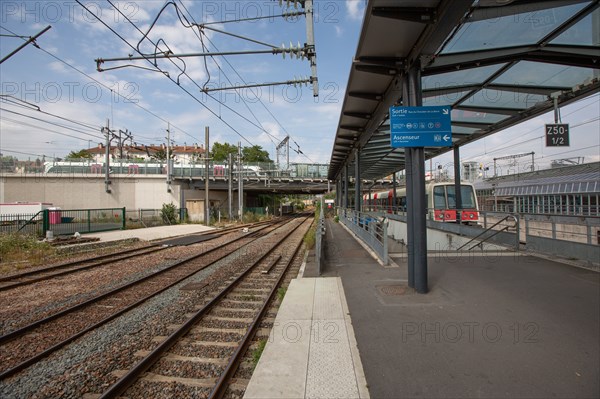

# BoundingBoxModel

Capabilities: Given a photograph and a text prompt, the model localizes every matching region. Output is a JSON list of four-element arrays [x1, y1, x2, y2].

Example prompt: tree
[[211, 142, 238, 162], [66, 150, 93, 160], [152, 148, 175, 162], [243, 145, 271, 163]]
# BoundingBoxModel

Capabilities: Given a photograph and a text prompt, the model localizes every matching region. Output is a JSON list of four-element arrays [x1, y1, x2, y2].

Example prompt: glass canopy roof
[[328, 0, 600, 181]]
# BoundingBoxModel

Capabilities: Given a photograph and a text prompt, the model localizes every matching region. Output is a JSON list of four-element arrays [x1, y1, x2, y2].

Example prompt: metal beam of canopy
[[328, 0, 600, 295], [328, 0, 600, 182]]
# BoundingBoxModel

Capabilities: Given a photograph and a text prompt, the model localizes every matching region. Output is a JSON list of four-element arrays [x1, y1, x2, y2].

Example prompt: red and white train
[[363, 181, 480, 223]]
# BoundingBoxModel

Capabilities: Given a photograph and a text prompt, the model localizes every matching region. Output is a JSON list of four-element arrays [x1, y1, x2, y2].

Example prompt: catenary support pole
[[228, 153, 233, 220], [238, 142, 243, 220], [205, 127, 210, 226]]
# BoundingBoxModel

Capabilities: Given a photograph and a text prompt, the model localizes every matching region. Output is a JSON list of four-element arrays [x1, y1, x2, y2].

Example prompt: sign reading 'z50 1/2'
[[545, 123, 570, 147]]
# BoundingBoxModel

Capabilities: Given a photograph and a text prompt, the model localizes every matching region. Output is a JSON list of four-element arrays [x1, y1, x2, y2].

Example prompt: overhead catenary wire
[[106, 0, 316, 151], [100, 0, 259, 147], [462, 94, 600, 162], [0, 25, 198, 145], [1, 108, 103, 139], [175, 0, 315, 163], [1, 116, 102, 142]]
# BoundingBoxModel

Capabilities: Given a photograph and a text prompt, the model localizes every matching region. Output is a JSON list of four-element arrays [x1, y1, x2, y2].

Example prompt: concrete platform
[[86, 224, 214, 243], [323, 218, 600, 398], [244, 277, 369, 399]]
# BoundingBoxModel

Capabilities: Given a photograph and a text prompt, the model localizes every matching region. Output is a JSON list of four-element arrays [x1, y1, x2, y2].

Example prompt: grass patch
[[0, 233, 56, 269], [277, 287, 287, 302], [304, 227, 316, 249], [252, 339, 268, 369]]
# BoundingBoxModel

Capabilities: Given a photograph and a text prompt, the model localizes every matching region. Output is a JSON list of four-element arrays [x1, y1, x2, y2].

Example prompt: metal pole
[[205, 127, 210, 226], [304, 0, 318, 97], [0, 25, 51, 64], [238, 142, 243, 220], [454, 146, 462, 222], [403, 77, 415, 288], [407, 62, 428, 294], [354, 150, 361, 212], [228, 153, 233, 220], [104, 119, 111, 193], [343, 164, 349, 209], [166, 123, 171, 190], [392, 172, 397, 213]]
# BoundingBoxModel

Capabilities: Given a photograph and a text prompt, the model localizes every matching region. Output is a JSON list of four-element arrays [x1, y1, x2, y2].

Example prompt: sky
[[0, 0, 598, 174]]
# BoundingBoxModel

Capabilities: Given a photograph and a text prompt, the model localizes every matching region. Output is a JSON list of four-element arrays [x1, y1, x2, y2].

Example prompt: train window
[[446, 185, 477, 209], [433, 186, 446, 209]]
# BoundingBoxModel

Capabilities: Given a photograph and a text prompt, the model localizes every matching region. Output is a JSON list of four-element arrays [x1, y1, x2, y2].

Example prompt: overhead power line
[[0, 25, 198, 145]]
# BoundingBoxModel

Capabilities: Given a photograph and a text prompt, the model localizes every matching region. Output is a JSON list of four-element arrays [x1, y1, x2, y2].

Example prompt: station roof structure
[[328, 0, 600, 181]]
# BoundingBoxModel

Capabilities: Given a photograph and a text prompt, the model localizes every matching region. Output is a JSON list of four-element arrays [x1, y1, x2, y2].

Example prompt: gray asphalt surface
[[323, 218, 600, 399]]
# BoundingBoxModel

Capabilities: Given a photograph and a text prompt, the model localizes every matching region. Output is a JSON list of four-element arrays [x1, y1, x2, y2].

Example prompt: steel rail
[[0, 222, 269, 291], [0, 246, 165, 291], [0, 221, 286, 379], [99, 216, 310, 398], [209, 218, 311, 399]]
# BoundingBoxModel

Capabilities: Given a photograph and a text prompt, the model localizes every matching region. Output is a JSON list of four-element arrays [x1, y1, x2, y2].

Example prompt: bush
[[243, 211, 260, 224], [0, 233, 55, 266], [304, 227, 316, 249], [160, 202, 178, 224]]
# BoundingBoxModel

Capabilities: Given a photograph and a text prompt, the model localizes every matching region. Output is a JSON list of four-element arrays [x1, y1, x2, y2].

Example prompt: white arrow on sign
[[442, 108, 449, 115], [443, 135, 451, 141]]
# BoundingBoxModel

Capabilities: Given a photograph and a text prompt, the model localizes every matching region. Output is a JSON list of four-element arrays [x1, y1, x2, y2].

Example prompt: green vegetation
[[160, 202, 179, 224], [65, 150, 93, 160], [0, 233, 56, 270], [251, 339, 268, 369], [277, 287, 287, 302], [304, 227, 316, 249], [211, 142, 272, 163]]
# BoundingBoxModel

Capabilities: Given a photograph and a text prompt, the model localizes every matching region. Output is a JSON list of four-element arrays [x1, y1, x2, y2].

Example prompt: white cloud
[[334, 25, 343, 38], [346, 0, 365, 21]]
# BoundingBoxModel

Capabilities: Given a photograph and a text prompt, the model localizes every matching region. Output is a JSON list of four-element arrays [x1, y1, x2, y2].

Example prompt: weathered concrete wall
[[1, 175, 180, 210]]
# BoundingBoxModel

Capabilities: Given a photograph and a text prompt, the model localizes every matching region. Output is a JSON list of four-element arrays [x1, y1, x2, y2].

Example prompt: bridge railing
[[40, 159, 330, 180]]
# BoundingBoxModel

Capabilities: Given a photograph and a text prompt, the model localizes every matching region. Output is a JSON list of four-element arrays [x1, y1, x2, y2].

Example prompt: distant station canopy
[[328, 0, 600, 181]]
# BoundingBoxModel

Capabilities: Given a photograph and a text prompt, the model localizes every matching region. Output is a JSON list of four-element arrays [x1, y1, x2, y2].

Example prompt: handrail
[[456, 215, 518, 251]]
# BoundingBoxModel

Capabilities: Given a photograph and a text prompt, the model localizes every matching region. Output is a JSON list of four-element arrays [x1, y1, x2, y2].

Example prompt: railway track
[[98, 215, 312, 398], [0, 218, 292, 379], [0, 220, 274, 292]]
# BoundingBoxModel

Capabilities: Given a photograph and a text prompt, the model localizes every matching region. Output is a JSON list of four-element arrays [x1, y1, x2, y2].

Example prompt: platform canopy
[[328, 0, 600, 181]]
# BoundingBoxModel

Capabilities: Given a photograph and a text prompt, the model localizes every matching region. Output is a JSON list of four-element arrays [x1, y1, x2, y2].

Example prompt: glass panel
[[461, 186, 477, 209], [422, 64, 504, 88], [463, 89, 546, 109], [452, 127, 479, 134], [495, 61, 597, 88], [442, 3, 588, 53], [433, 186, 447, 209], [551, 9, 600, 46], [451, 109, 507, 124], [447, 185, 477, 209], [423, 90, 472, 106]]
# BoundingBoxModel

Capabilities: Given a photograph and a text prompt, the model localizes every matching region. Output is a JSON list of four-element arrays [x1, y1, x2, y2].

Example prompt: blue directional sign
[[390, 106, 453, 147]]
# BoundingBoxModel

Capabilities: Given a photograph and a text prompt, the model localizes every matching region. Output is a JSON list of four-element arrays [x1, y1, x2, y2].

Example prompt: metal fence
[[315, 198, 325, 275], [1, 208, 126, 237], [125, 208, 186, 228], [339, 208, 388, 265]]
